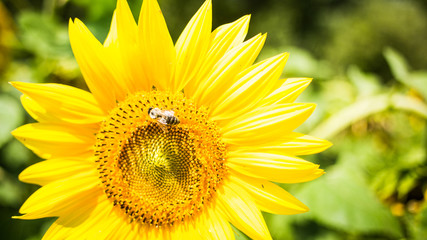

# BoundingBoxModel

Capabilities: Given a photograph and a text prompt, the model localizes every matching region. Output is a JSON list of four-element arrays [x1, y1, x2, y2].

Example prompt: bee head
[[148, 107, 157, 119]]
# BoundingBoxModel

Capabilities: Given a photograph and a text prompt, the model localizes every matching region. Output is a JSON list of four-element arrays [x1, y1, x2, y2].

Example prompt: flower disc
[[94, 91, 227, 227]]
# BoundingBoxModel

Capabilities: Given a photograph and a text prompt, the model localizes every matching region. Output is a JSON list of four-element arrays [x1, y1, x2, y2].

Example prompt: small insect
[[148, 107, 180, 127]]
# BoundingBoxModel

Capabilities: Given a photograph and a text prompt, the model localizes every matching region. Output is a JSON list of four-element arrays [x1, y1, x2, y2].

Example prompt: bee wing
[[159, 118, 168, 125], [163, 110, 175, 117]]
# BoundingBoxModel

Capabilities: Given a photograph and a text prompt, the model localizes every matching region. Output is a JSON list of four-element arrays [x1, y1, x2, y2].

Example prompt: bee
[[148, 107, 180, 129]]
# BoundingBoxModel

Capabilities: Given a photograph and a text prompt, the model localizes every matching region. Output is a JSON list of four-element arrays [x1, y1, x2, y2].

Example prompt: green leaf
[[347, 65, 382, 97], [407, 71, 427, 100], [18, 11, 71, 59], [397, 146, 426, 169], [397, 173, 417, 200], [0, 169, 25, 207], [3, 139, 31, 169], [409, 204, 427, 240], [384, 47, 427, 99], [371, 170, 399, 200], [297, 163, 403, 238], [311, 92, 427, 140], [0, 95, 24, 148], [310, 94, 389, 139], [70, 0, 116, 21], [383, 47, 409, 81], [264, 213, 295, 240], [391, 93, 427, 119], [231, 224, 251, 240]]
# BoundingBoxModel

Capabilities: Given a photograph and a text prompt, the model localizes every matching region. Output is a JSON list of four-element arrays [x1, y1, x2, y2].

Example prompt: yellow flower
[[12, 0, 331, 239]]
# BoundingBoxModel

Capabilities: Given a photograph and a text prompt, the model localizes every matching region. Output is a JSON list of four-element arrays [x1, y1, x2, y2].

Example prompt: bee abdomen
[[167, 116, 180, 125]]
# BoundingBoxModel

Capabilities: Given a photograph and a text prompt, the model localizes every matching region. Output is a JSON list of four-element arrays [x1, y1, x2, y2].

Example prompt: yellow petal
[[193, 33, 266, 106], [42, 194, 122, 239], [205, 207, 234, 240], [260, 77, 313, 106], [20, 95, 54, 123], [208, 15, 250, 59], [109, 0, 148, 92], [218, 181, 271, 240], [228, 151, 324, 183], [69, 18, 126, 112], [167, 202, 233, 240], [21, 96, 100, 130], [19, 158, 96, 186], [222, 103, 316, 146], [15, 171, 99, 220], [104, 10, 118, 47], [145, 225, 170, 240], [192, 205, 234, 240], [115, 0, 137, 44], [12, 123, 95, 159], [107, 216, 140, 240], [173, 0, 212, 92], [238, 132, 333, 156], [185, 15, 250, 97], [138, 0, 175, 91], [12, 82, 105, 124], [230, 171, 309, 214], [210, 52, 289, 121]]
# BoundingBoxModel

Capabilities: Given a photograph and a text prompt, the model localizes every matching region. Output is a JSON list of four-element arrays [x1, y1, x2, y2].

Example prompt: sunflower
[[12, 0, 331, 239]]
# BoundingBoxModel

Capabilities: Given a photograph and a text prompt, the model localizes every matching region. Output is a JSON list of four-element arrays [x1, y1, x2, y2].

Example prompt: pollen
[[94, 91, 228, 227]]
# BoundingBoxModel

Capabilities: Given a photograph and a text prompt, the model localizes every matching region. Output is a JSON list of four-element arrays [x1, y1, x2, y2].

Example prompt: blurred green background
[[1, 0, 426, 239]]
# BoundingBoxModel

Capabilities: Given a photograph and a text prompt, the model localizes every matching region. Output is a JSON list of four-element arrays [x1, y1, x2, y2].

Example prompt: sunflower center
[[94, 91, 227, 227], [119, 125, 200, 205]]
